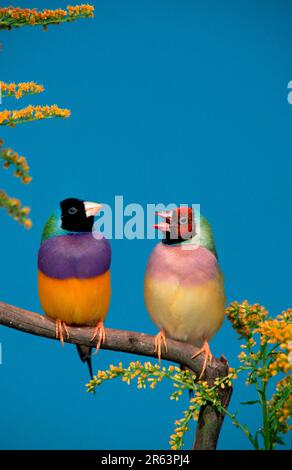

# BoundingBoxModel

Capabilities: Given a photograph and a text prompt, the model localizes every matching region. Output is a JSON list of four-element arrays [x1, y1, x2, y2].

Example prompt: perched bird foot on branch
[[192, 337, 212, 379], [55, 319, 69, 346], [154, 329, 168, 361], [91, 321, 106, 354]]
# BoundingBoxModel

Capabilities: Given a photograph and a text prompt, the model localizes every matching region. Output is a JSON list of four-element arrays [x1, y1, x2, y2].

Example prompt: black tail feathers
[[76, 345, 93, 380]]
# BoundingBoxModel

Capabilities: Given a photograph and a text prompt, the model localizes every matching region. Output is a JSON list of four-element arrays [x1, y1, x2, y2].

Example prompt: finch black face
[[159, 208, 196, 245], [60, 198, 94, 232]]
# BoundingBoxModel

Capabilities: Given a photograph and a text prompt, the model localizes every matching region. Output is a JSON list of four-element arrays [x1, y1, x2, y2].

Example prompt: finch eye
[[180, 216, 188, 225], [68, 207, 77, 215]]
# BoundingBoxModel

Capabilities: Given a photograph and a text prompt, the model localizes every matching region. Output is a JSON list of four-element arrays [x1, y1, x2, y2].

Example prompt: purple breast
[[38, 233, 111, 279]]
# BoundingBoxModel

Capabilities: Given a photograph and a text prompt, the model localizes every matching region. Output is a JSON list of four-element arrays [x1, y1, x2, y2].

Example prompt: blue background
[[0, 0, 291, 450]]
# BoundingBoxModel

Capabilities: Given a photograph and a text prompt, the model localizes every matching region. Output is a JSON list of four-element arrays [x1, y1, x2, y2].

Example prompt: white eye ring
[[69, 207, 77, 215], [180, 217, 188, 225]]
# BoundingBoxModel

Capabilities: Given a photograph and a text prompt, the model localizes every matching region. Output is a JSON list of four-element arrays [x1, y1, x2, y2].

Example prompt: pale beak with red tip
[[153, 222, 171, 232], [84, 201, 103, 218], [155, 211, 172, 219], [153, 211, 172, 232]]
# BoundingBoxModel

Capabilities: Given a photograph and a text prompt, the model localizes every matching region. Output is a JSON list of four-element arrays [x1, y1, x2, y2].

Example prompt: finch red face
[[154, 207, 196, 244]]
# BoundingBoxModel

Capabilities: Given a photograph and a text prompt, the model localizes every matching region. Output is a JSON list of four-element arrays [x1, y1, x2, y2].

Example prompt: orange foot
[[55, 319, 69, 346], [154, 330, 168, 362], [91, 321, 106, 354], [192, 337, 212, 379]]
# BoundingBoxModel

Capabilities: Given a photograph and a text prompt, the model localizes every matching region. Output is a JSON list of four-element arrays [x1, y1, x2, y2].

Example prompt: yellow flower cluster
[[169, 411, 193, 450], [87, 361, 190, 394], [226, 300, 268, 338], [0, 81, 44, 100], [279, 309, 292, 322], [1, 141, 31, 184], [229, 302, 292, 384], [0, 105, 70, 126], [256, 316, 292, 346], [214, 373, 234, 388], [67, 5, 94, 16], [0, 189, 31, 228], [191, 384, 209, 411], [267, 352, 291, 377], [0, 5, 94, 29], [256, 312, 292, 378], [169, 376, 233, 450], [269, 376, 292, 434]]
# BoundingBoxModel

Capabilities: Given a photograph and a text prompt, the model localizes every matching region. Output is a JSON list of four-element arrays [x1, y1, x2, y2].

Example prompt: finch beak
[[153, 222, 171, 232], [84, 201, 103, 217], [153, 211, 172, 232]]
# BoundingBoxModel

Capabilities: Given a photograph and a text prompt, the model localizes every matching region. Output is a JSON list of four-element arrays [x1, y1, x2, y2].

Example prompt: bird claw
[[154, 330, 168, 362], [55, 319, 70, 346], [91, 321, 106, 355], [192, 338, 212, 379]]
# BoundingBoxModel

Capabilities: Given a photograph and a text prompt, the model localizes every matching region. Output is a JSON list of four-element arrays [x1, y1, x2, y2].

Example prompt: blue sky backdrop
[[0, 0, 291, 449]]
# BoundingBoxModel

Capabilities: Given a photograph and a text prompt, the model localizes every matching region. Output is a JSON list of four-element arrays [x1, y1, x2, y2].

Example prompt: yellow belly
[[38, 270, 111, 325], [144, 273, 226, 346]]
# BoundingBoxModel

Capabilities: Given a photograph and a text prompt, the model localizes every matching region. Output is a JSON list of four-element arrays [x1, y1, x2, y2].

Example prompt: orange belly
[[38, 270, 111, 325]]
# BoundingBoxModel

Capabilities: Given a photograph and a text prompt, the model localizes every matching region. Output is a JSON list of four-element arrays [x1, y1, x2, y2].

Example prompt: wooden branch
[[193, 355, 233, 450], [0, 301, 232, 450]]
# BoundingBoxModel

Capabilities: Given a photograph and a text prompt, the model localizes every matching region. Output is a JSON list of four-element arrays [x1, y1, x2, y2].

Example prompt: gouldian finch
[[38, 198, 111, 378], [144, 207, 225, 378]]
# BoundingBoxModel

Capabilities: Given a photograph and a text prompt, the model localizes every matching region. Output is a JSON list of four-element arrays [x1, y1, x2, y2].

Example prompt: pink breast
[[145, 243, 219, 286]]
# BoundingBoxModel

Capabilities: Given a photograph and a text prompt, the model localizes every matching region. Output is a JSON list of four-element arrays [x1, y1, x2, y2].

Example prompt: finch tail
[[76, 345, 93, 380]]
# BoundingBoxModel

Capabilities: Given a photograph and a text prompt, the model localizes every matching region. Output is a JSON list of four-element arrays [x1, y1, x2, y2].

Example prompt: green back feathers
[[41, 210, 68, 242], [199, 215, 218, 258], [165, 212, 218, 257]]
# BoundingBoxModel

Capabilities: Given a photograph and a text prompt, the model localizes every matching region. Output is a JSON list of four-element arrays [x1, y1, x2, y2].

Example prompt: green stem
[[222, 407, 259, 449], [0, 115, 67, 126], [177, 410, 194, 449], [0, 15, 92, 29], [257, 344, 271, 450], [1, 91, 43, 99]]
